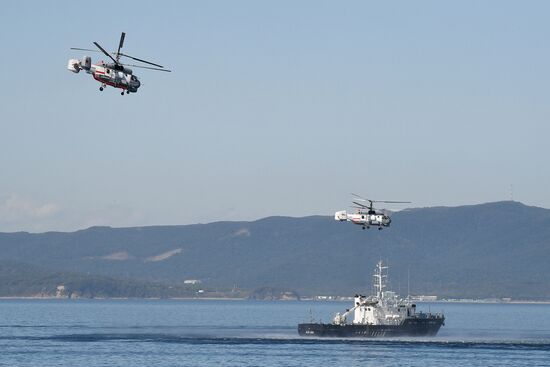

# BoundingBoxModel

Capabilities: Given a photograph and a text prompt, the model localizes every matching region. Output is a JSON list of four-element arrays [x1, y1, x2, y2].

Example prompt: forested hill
[[1, 201, 549, 299]]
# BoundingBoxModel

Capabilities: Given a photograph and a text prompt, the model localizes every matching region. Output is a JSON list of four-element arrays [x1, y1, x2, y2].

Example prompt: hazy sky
[[1, 1, 549, 232]]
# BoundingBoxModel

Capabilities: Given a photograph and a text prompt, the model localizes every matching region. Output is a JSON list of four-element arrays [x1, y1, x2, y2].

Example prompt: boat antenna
[[374, 260, 387, 299], [407, 266, 410, 302]]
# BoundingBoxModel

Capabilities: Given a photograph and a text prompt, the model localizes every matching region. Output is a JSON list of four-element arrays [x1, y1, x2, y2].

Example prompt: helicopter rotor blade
[[71, 47, 103, 53], [372, 200, 412, 204], [117, 32, 126, 56], [351, 193, 367, 201], [121, 63, 172, 72], [352, 201, 369, 209], [118, 53, 164, 68], [93, 42, 119, 65], [71, 48, 120, 58]]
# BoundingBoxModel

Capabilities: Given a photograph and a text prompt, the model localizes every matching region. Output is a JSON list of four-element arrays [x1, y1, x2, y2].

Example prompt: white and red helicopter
[[335, 193, 411, 230], [68, 32, 171, 95]]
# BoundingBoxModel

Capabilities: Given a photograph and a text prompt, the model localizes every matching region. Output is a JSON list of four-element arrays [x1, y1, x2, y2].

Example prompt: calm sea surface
[[0, 299, 549, 366]]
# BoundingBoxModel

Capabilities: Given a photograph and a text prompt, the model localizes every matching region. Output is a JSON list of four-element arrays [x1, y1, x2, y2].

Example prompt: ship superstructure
[[298, 261, 445, 337]]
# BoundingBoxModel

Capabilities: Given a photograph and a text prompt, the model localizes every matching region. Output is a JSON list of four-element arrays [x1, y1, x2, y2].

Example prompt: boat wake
[[2, 332, 548, 351]]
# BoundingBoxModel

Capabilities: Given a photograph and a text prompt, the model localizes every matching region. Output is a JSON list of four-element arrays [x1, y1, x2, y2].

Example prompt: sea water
[[0, 299, 549, 366]]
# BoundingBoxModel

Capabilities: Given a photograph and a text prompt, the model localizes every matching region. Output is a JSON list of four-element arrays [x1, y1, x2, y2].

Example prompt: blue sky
[[1, 1, 549, 231]]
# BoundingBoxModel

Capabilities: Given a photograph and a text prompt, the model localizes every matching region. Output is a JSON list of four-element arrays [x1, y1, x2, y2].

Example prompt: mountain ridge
[[0, 201, 549, 299]]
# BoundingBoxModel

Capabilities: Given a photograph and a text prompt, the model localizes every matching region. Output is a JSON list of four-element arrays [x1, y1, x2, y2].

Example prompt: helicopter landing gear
[[378, 227, 382, 230], [121, 91, 125, 95], [126, 90, 130, 95], [362, 226, 366, 230], [99, 87, 104, 91]]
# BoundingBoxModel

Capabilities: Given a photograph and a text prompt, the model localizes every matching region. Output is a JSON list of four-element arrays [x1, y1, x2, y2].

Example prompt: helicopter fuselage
[[91, 63, 140, 93], [68, 58, 140, 93], [335, 210, 391, 229]]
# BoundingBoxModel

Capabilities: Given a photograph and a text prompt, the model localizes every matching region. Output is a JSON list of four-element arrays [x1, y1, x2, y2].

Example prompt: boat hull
[[298, 317, 444, 338]]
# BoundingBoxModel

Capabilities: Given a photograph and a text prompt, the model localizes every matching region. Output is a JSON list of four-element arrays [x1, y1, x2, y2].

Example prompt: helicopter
[[67, 32, 171, 95], [335, 193, 411, 230]]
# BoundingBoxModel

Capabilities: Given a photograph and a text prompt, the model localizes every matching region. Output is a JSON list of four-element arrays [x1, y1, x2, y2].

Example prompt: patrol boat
[[298, 261, 445, 337]]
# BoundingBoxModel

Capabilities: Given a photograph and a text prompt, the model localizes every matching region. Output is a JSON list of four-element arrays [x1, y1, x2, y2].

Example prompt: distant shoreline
[[0, 296, 247, 301], [431, 300, 550, 305], [303, 298, 550, 304], [1, 296, 550, 304]]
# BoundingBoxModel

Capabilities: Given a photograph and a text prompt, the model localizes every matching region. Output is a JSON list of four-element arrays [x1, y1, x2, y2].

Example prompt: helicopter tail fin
[[67, 56, 91, 73], [335, 210, 348, 221], [67, 59, 81, 73], [80, 56, 91, 70]]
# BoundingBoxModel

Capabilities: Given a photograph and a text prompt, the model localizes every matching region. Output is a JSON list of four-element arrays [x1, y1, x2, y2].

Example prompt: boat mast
[[373, 260, 387, 299], [407, 266, 410, 302]]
